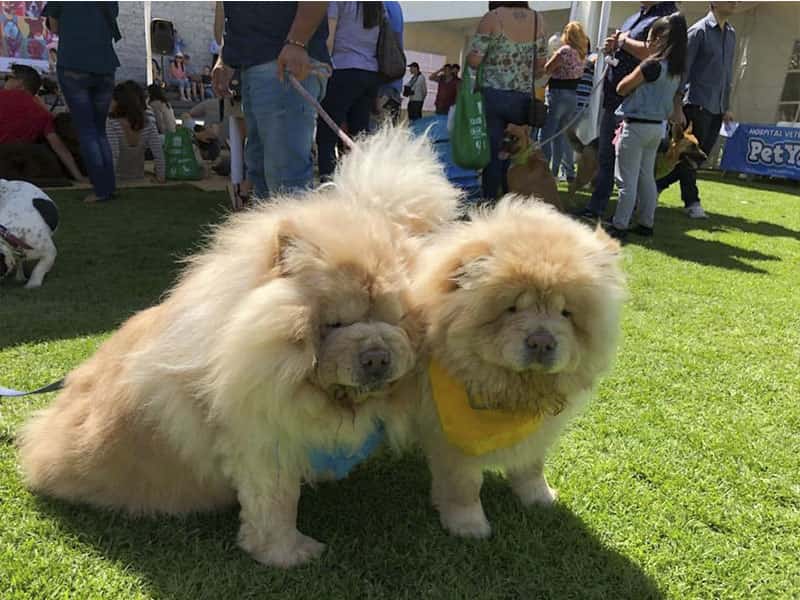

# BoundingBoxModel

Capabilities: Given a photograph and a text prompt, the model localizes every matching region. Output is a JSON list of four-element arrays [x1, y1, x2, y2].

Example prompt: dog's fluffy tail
[[331, 125, 462, 235]]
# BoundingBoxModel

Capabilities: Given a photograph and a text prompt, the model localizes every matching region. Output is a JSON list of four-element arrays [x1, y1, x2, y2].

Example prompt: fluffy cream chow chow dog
[[411, 199, 626, 538], [17, 128, 460, 567]]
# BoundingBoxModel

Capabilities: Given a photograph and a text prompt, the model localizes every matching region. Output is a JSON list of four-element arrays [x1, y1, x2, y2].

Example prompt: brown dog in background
[[501, 124, 563, 211], [566, 122, 707, 204]]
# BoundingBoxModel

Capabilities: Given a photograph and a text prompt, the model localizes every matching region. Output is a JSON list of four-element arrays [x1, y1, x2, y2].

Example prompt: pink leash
[[288, 73, 357, 151]]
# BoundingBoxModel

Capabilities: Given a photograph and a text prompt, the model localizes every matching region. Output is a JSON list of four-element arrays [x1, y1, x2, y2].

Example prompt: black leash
[[0, 378, 64, 398]]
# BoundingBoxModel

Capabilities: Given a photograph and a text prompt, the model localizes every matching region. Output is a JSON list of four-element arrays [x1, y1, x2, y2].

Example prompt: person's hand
[[73, 175, 89, 184], [603, 31, 620, 54], [212, 61, 235, 97], [722, 111, 735, 124], [277, 43, 311, 82]]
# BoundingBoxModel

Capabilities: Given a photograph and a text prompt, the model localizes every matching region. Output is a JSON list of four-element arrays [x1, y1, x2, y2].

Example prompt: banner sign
[[720, 124, 800, 181], [0, 1, 57, 73]]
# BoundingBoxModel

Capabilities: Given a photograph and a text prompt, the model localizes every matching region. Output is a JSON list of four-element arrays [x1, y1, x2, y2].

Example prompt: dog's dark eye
[[327, 322, 343, 329], [561, 309, 572, 319], [507, 306, 517, 314]]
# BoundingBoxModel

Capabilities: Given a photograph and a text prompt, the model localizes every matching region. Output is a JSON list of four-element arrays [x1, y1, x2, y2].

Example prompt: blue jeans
[[612, 121, 663, 229], [482, 87, 531, 201], [57, 67, 115, 199], [317, 68, 381, 179], [585, 107, 623, 216], [241, 60, 327, 198], [541, 88, 577, 178]]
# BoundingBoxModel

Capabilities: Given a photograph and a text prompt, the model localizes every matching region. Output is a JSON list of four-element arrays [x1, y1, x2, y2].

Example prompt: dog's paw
[[513, 475, 558, 507], [439, 502, 492, 539], [241, 531, 326, 568], [23, 281, 42, 289]]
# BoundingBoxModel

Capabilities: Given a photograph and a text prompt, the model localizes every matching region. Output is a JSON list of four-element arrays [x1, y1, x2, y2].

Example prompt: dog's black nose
[[359, 348, 392, 381], [526, 329, 557, 364]]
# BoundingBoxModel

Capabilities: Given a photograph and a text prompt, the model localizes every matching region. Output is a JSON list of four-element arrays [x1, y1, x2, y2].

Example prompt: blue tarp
[[409, 115, 481, 199]]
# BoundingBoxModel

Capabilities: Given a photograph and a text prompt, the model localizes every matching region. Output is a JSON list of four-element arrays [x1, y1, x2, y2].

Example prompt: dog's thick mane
[[415, 198, 626, 414], [327, 126, 463, 235]]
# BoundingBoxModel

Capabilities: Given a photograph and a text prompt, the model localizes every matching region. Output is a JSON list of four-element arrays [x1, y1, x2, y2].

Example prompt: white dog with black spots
[[0, 179, 59, 289]]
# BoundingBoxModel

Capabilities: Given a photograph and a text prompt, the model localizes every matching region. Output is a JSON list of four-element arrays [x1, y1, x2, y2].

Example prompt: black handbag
[[376, 3, 407, 81], [527, 10, 547, 128]]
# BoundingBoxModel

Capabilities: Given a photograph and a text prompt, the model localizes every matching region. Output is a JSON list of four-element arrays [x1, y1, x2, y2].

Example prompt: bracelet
[[284, 39, 307, 50]]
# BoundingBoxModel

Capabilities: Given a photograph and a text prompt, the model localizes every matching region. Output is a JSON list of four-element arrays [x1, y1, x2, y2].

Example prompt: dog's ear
[[270, 220, 322, 277], [440, 240, 493, 293], [684, 121, 693, 136], [670, 121, 684, 142]]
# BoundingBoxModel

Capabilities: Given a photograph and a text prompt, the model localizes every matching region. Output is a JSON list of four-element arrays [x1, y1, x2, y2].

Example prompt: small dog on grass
[[0, 179, 59, 289], [500, 124, 564, 211]]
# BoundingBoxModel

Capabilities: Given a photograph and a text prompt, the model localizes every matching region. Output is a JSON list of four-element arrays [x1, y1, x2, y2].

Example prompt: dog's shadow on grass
[[34, 453, 663, 600]]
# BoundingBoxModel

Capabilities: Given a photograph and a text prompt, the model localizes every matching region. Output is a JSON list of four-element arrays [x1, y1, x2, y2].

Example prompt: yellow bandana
[[429, 360, 543, 457]]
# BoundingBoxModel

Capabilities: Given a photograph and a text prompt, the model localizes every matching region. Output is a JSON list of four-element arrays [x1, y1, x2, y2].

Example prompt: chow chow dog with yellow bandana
[[411, 199, 626, 538]]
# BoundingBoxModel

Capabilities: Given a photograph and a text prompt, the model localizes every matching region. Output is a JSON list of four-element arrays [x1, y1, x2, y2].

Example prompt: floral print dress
[[468, 29, 547, 93]]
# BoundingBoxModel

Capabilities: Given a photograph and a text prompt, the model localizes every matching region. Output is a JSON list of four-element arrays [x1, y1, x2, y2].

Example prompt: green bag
[[164, 127, 202, 181], [451, 64, 490, 170]]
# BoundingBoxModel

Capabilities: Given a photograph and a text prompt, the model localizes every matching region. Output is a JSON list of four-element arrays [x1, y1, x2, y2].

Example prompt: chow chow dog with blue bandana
[[18, 128, 460, 567]]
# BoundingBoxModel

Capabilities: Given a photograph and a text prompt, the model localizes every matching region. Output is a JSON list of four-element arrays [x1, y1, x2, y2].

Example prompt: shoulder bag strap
[[531, 9, 539, 95]]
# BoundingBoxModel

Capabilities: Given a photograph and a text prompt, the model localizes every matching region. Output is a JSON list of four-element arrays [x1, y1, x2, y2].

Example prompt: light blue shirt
[[616, 59, 680, 122], [329, 2, 380, 72]]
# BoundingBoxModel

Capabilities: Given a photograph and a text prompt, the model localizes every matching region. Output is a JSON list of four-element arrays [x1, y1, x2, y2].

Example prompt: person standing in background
[[213, 2, 330, 198], [429, 64, 459, 116], [540, 21, 588, 178], [574, 1, 679, 220], [43, 1, 120, 203], [656, 2, 737, 219], [316, 1, 382, 180], [405, 62, 426, 121], [376, 0, 404, 125], [466, 1, 547, 200], [607, 13, 688, 240]]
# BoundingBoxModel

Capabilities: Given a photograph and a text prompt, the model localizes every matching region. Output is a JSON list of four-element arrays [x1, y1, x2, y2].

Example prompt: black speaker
[[151, 19, 175, 56]]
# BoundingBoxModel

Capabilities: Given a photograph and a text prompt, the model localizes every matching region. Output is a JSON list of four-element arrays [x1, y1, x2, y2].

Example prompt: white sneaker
[[685, 203, 708, 219]]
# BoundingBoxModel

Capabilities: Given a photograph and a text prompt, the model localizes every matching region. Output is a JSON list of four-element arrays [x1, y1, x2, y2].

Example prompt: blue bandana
[[308, 421, 385, 480]]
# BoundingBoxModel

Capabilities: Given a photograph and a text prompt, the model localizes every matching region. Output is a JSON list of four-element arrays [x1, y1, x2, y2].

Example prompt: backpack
[[376, 5, 406, 82]]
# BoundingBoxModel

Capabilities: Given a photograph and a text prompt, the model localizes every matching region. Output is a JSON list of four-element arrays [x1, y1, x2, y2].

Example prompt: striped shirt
[[106, 116, 165, 180], [575, 54, 596, 111]]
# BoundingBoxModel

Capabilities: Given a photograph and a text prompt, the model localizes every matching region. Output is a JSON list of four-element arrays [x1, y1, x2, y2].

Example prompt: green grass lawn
[[1, 179, 798, 599]]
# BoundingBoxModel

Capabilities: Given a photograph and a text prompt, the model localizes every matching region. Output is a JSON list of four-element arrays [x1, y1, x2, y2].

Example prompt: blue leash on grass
[[0, 378, 64, 398]]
